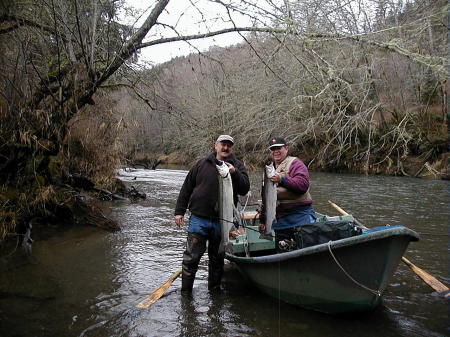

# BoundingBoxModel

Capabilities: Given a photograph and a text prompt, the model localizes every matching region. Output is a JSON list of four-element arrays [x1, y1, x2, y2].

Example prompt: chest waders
[[181, 232, 225, 292]]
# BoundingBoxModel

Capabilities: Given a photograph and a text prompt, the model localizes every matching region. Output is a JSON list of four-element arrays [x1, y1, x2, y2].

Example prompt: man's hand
[[229, 227, 246, 239], [224, 162, 236, 174], [258, 223, 266, 233], [269, 174, 281, 184], [175, 215, 184, 227]]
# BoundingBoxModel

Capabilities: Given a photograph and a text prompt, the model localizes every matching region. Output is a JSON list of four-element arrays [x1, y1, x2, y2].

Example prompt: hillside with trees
[[118, 1, 447, 177]]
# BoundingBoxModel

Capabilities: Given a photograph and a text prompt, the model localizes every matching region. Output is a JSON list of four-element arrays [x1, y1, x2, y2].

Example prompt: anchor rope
[[240, 193, 250, 213], [327, 240, 381, 297]]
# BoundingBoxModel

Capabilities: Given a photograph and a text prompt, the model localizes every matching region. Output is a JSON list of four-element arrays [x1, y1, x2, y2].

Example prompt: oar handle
[[401, 256, 413, 266], [328, 200, 368, 229], [328, 200, 349, 216], [136, 268, 183, 309]]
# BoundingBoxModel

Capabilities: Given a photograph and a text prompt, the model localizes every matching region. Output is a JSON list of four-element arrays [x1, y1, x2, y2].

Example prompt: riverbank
[[1, 148, 447, 247], [129, 151, 450, 180]]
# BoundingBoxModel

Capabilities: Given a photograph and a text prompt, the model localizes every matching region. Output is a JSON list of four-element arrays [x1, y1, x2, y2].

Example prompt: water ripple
[[1, 169, 447, 337]]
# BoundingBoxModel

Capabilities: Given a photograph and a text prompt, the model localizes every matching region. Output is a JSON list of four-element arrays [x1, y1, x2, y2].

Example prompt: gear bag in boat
[[294, 220, 362, 249]]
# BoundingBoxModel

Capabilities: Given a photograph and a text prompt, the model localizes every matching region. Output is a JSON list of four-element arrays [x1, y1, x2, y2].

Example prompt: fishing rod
[[213, 214, 263, 234]]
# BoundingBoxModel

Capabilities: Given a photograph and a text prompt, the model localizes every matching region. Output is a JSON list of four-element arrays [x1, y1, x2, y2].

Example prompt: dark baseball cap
[[269, 136, 287, 149]]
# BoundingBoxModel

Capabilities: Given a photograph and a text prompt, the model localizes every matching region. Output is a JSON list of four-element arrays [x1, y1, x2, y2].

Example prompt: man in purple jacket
[[259, 136, 316, 249]]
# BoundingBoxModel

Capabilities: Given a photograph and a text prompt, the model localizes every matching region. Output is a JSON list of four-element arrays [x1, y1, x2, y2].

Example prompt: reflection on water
[[0, 169, 448, 337]]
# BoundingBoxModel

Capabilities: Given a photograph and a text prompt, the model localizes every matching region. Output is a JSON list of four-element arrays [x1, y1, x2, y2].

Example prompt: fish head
[[216, 160, 230, 178], [265, 164, 276, 178]]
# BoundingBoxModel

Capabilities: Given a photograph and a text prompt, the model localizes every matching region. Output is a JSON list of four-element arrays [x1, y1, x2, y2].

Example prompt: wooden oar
[[401, 257, 450, 297], [328, 200, 450, 298], [136, 268, 182, 309]]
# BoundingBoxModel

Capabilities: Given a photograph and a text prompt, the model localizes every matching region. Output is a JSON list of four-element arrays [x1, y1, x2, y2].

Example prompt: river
[[0, 168, 448, 337]]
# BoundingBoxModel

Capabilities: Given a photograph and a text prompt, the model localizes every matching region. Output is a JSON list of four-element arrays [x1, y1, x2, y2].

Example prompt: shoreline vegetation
[[0, 149, 447, 253], [129, 150, 450, 180], [0, 0, 448, 247]]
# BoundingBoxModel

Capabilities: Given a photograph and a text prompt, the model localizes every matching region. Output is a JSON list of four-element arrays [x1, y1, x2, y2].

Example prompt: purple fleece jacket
[[260, 157, 313, 222], [276, 157, 312, 218]]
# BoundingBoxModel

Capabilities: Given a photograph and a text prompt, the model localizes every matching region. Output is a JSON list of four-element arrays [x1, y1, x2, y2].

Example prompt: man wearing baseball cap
[[260, 136, 316, 250], [174, 134, 250, 292]]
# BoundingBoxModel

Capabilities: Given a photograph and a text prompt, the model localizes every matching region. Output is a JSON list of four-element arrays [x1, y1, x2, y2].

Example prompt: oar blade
[[136, 286, 168, 308], [402, 257, 450, 294], [136, 268, 182, 309]]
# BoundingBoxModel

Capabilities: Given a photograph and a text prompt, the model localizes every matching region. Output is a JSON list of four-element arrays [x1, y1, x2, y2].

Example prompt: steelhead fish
[[216, 160, 234, 253], [262, 164, 277, 236]]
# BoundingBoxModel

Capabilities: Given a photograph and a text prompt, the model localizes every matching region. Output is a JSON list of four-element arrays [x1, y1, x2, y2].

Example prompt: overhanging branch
[[0, 14, 57, 36], [137, 26, 447, 77]]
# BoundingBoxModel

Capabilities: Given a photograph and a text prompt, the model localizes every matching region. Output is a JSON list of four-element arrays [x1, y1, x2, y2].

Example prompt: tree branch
[[137, 27, 447, 76], [0, 14, 57, 36]]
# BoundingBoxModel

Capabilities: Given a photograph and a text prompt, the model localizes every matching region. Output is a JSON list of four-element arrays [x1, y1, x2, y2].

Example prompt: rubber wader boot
[[181, 233, 207, 292], [181, 274, 195, 292], [207, 272, 222, 291], [207, 236, 224, 290]]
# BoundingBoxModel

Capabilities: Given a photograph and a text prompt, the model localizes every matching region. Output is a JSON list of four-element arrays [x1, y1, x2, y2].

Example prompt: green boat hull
[[226, 226, 419, 314]]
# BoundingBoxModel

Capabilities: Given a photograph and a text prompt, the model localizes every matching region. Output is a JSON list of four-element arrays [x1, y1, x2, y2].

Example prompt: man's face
[[215, 141, 234, 160], [270, 145, 288, 164]]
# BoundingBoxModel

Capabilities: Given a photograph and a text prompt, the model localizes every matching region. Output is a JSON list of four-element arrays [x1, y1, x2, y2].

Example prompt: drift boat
[[225, 211, 419, 314]]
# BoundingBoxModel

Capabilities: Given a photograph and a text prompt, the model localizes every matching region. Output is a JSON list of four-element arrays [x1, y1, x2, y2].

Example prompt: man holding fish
[[259, 136, 316, 250], [174, 135, 250, 292]]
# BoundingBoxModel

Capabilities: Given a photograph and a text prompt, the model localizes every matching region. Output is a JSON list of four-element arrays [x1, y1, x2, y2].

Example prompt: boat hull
[[226, 226, 419, 314]]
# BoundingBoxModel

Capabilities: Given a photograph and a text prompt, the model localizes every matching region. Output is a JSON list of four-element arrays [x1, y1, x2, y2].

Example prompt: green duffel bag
[[294, 221, 362, 249]]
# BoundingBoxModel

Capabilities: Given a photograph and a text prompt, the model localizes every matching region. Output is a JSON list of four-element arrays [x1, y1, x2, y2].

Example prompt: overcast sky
[[124, 0, 253, 65]]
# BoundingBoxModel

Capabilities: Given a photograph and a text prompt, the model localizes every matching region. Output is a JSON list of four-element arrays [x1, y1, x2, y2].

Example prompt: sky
[[124, 0, 254, 65]]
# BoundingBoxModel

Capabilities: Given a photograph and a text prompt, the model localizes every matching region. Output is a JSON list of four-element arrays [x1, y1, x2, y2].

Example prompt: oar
[[136, 268, 182, 309], [328, 200, 450, 298]]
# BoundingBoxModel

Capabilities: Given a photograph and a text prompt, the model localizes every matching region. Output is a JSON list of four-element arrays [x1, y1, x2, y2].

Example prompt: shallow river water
[[0, 168, 448, 337]]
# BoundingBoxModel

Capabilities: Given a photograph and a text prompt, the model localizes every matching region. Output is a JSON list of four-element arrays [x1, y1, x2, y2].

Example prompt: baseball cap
[[269, 136, 287, 149], [216, 135, 234, 144]]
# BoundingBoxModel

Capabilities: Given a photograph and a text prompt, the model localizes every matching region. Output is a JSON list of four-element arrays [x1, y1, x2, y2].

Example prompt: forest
[[0, 0, 448, 243]]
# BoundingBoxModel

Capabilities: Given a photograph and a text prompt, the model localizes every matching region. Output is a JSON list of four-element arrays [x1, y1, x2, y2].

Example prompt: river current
[[0, 167, 448, 337]]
